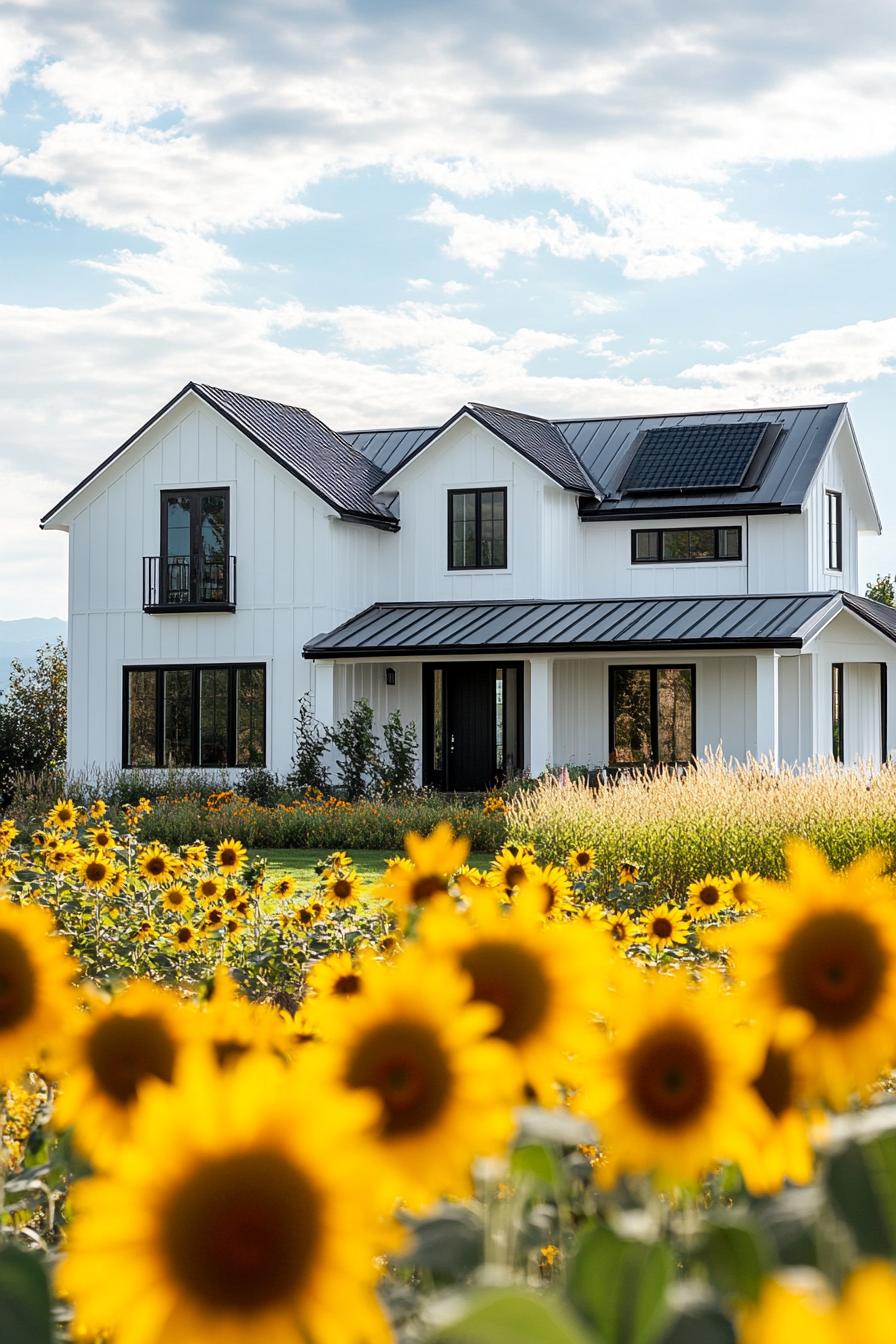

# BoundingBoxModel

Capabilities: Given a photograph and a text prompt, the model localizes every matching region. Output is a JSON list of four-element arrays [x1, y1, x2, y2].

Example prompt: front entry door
[[423, 663, 523, 791]]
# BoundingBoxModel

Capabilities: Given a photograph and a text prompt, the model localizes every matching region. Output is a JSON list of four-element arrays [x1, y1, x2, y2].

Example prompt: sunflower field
[[2, 801, 896, 1340]]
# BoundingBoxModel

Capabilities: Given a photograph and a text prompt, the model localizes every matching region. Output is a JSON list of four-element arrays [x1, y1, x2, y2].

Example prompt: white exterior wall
[[65, 397, 392, 775], [804, 419, 862, 594], [806, 610, 896, 766]]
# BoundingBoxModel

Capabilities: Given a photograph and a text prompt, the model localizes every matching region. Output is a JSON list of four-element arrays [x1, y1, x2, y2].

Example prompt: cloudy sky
[[2, 0, 896, 618]]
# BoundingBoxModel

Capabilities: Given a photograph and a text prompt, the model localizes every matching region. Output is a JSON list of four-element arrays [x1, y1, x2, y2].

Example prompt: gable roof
[[304, 592, 849, 658], [371, 402, 596, 492], [41, 382, 398, 530]]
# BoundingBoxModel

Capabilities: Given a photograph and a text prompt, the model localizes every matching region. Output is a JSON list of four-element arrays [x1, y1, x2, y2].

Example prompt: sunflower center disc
[[461, 940, 551, 1043], [332, 973, 362, 996], [752, 1046, 794, 1118], [86, 1012, 177, 1105], [652, 918, 673, 939], [0, 931, 36, 1029], [163, 1149, 320, 1311], [627, 1025, 713, 1128], [410, 874, 448, 905], [347, 1020, 452, 1135], [778, 911, 888, 1028]]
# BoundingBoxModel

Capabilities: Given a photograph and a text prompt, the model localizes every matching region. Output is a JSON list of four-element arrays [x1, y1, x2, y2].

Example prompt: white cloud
[[407, 277, 432, 289], [574, 292, 623, 316], [701, 339, 729, 351], [442, 280, 470, 294]]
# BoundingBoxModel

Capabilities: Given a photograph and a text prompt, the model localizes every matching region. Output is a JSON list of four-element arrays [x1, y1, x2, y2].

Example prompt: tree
[[0, 638, 67, 796], [866, 574, 896, 606], [286, 692, 331, 793]]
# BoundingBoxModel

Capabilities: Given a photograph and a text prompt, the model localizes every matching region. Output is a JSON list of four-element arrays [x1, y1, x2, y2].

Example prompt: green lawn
[[257, 848, 493, 887]]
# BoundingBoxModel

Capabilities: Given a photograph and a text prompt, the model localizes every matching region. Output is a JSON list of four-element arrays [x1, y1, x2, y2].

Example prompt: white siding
[[805, 419, 862, 594], [746, 513, 809, 593], [805, 610, 896, 765], [580, 516, 749, 598]]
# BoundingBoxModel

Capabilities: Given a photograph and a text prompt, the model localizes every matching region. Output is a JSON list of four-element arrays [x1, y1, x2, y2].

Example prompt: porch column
[[528, 656, 554, 777], [313, 659, 336, 730], [755, 651, 779, 765]]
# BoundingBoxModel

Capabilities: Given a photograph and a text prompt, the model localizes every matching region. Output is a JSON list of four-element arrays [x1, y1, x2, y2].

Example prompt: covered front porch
[[303, 594, 896, 788]]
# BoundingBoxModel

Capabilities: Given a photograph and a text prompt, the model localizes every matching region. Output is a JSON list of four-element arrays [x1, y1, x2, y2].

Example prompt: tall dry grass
[[507, 751, 896, 896]]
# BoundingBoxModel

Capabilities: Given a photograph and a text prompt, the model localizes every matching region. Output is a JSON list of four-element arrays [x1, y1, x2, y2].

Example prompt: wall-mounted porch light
[[385, 667, 396, 686]]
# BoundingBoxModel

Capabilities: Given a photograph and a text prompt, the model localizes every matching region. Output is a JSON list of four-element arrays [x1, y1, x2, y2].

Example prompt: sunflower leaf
[[0, 1246, 53, 1344], [567, 1222, 672, 1344], [429, 1287, 596, 1343], [699, 1215, 773, 1304], [824, 1130, 896, 1259]]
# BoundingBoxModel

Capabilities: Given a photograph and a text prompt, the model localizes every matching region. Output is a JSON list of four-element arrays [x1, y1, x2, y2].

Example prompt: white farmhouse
[[42, 383, 896, 785]]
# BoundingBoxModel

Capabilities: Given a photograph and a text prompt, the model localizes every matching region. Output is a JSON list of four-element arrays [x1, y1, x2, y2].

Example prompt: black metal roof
[[304, 592, 857, 658], [619, 421, 777, 495]]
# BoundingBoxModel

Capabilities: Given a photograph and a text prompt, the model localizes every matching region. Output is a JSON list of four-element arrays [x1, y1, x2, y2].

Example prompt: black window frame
[[447, 487, 508, 570], [631, 525, 743, 564], [122, 662, 266, 768], [609, 663, 697, 766], [832, 661, 844, 763], [826, 490, 843, 572], [160, 488, 231, 605]]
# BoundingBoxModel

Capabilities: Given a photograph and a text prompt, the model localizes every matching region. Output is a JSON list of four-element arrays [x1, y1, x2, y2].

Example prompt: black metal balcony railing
[[143, 556, 237, 612]]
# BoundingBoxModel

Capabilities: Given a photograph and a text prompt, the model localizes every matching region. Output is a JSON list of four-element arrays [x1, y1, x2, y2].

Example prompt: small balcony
[[143, 556, 237, 613]]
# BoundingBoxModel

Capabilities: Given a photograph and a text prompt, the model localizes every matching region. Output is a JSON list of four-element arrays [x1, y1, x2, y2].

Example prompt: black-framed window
[[826, 490, 842, 571], [632, 526, 742, 564], [161, 489, 230, 604], [448, 488, 507, 569], [832, 662, 844, 763], [610, 665, 696, 766], [123, 664, 265, 768]]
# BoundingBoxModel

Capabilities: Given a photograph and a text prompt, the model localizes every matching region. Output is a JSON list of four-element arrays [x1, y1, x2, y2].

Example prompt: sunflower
[[44, 839, 81, 874], [200, 907, 227, 936], [454, 865, 490, 900], [200, 970, 287, 1068], [573, 968, 766, 1186], [382, 855, 414, 884], [195, 874, 225, 905], [315, 946, 515, 1207], [0, 819, 18, 854], [378, 931, 402, 958], [739, 1275, 837, 1344], [567, 846, 596, 874], [722, 868, 763, 912], [0, 903, 78, 1080], [135, 918, 156, 944], [325, 870, 364, 909], [52, 982, 192, 1159], [221, 883, 243, 907], [306, 950, 369, 1002], [421, 895, 605, 1099], [733, 1031, 815, 1195], [617, 861, 640, 886], [214, 838, 247, 876], [490, 846, 538, 895], [324, 850, 353, 873], [223, 916, 244, 941], [270, 874, 297, 901], [181, 842, 208, 871], [86, 825, 115, 852], [600, 908, 640, 951], [515, 863, 573, 918], [839, 1261, 896, 1343], [714, 841, 896, 1106], [160, 883, 193, 915], [78, 853, 113, 891], [106, 866, 126, 897], [137, 843, 175, 886], [376, 822, 469, 911], [642, 903, 691, 951], [47, 798, 77, 831], [89, 800, 107, 820], [168, 925, 197, 953], [686, 875, 730, 919], [58, 1050, 393, 1344]]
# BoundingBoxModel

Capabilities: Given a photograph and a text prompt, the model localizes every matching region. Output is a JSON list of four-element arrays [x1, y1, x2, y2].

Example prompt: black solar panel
[[620, 422, 774, 494]]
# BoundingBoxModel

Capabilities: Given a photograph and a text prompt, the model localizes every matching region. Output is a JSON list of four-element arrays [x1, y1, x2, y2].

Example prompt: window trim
[[160, 488, 231, 605], [631, 525, 743, 564], [826, 490, 843, 572], [832, 661, 844, 764], [609, 663, 697, 766], [122, 662, 266, 768], [447, 487, 508, 571]]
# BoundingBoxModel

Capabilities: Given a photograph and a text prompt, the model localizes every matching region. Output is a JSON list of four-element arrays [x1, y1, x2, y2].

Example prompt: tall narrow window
[[832, 662, 844, 763], [448, 488, 507, 569], [160, 490, 230, 604], [826, 490, 842, 572], [610, 666, 695, 766], [123, 665, 266, 767]]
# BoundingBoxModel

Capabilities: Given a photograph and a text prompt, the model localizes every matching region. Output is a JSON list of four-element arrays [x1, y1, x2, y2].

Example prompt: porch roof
[[304, 592, 849, 659]]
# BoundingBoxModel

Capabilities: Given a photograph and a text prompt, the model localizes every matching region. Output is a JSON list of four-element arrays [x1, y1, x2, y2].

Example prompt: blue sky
[[1, 0, 896, 618]]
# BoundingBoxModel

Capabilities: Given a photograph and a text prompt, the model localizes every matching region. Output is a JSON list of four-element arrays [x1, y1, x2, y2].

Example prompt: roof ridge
[[552, 401, 844, 426], [468, 400, 561, 428]]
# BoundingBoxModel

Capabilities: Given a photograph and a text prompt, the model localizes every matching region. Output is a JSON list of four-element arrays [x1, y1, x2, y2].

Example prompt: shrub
[[507, 751, 896, 897], [286, 693, 331, 793], [238, 766, 281, 806], [330, 699, 380, 800], [0, 638, 67, 800], [376, 709, 418, 796]]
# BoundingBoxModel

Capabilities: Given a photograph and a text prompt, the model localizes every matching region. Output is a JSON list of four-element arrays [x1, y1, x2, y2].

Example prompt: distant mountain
[[0, 618, 67, 689]]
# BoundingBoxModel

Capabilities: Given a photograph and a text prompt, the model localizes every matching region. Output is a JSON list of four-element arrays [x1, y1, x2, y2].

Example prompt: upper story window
[[448, 488, 507, 570], [144, 489, 236, 611], [632, 525, 742, 564], [124, 663, 265, 768], [826, 490, 843, 571]]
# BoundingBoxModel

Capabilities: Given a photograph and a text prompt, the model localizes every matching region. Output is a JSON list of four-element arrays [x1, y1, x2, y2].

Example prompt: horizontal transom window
[[124, 664, 266, 768], [632, 526, 742, 564]]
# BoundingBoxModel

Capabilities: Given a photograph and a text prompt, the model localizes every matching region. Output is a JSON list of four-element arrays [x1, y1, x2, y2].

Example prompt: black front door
[[423, 663, 523, 791]]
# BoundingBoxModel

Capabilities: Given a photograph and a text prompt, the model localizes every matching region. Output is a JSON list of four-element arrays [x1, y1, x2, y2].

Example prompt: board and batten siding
[[65, 397, 392, 775]]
